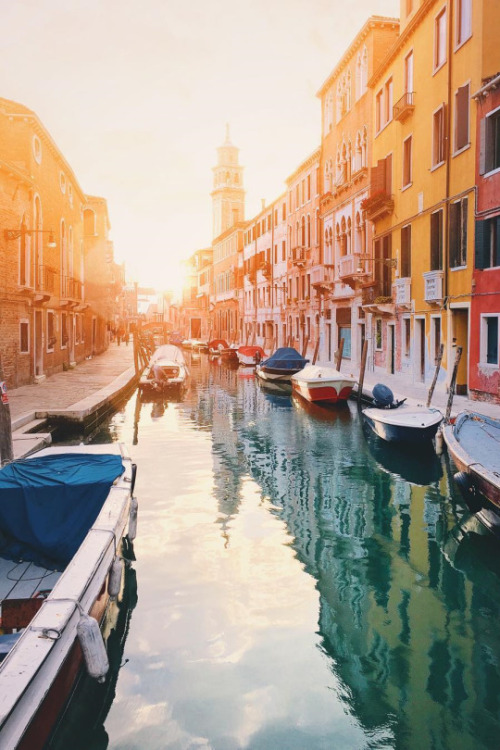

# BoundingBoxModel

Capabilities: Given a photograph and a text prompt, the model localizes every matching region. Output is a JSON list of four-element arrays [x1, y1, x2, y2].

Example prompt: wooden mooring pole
[[445, 346, 462, 423], [312, 338, 320, 365], [301, 336, 309, 359], [0, 358, 13, 466], [357, 339, 368, 404], [426, 343, 444, 408], [335, 338, 344, 372]]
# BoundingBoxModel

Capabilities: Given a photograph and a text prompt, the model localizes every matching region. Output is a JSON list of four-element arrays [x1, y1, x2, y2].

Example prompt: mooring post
[[0, 358, 13, 466], [426, 343, 444, 408], [445, 346, 463, 423], [357, 339, 368, 404], [312, 338, 320, 365], [335, 338, 344, 372], [301, 336, 309, 359]]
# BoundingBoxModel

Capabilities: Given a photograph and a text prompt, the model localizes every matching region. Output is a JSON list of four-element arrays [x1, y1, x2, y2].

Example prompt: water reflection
[[54, 354, 500, 750]]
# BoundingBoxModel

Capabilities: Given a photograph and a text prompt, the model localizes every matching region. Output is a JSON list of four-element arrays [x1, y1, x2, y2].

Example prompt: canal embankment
[[7, 343, 137, 459]]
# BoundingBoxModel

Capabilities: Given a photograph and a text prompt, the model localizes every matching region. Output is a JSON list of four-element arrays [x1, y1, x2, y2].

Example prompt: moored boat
[[256, 347, 309, 383], [208, 339, 228, 356], [139, 344, 188, 392], [362, 383, 443, 443], [291, 364, 356, 404], [442, 411, 500, 531], [237, 346, 265, 366], [0, 443, 137, 750]]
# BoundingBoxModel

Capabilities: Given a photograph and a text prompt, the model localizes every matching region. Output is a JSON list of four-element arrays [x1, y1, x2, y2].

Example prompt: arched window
[[346, 217, 352, 255], [346, 70, 351, 111], [362, 126, 368, 167], [360, 46, 368, 95], [301, 216, 306, 247], [83, 208, 96, 236], [307, 215, 311, 247], [336, 82, 342, 123], [33, 195, 42, 289]]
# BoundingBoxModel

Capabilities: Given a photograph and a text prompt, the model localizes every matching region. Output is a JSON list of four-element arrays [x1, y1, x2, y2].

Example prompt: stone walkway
[[7, 342, 135, 424]]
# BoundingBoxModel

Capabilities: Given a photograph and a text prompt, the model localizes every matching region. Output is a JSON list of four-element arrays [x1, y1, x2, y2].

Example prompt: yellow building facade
[[367, 0, 500, 394]]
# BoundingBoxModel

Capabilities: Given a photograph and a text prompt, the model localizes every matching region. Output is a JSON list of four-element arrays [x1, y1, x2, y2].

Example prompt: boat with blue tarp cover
[[0, 443, 137, 750], [256, 347, 308, 383]]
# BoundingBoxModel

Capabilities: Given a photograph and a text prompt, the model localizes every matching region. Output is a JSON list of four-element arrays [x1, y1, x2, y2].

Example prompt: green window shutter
[[474, 219, 489, 269]]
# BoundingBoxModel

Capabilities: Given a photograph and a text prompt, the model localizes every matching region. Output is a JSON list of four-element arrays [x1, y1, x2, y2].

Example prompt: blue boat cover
[[0, 453, 124, 568], [261, 347, 308, 371]]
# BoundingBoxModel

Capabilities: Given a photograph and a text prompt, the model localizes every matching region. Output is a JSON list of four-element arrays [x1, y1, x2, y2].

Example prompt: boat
[[138, 344, 188, 392], [237, 346, 266, 366], [208, 339, 228, 355], [291, 364, 356, 404], [362, 383, 443, 443], [255, 347, 309, 383], [442, 411, 500, 531], [0, 443, 137, 750]]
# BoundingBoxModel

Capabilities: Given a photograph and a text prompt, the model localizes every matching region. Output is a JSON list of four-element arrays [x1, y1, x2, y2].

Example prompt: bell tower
[[211, 124, 245, 239]]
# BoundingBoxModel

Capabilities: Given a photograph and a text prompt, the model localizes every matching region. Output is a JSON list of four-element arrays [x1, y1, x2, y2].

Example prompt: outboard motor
[[372, 383, 395, 408]]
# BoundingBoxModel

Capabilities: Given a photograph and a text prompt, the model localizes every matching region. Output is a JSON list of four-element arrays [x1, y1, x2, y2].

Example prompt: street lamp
[[4, 224, 56, 248]]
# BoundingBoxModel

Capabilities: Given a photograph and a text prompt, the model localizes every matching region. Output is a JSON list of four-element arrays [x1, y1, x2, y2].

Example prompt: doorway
[[415, 318, 425, 382], [451, 307, 469, 395]]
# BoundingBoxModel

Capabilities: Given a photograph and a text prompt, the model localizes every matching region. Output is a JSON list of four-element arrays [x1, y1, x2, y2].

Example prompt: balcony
[[394, 277, 411, 308], [61, 275, 83, 306], [245, 270, 257, 285], [423, 270, 444, 304], [361, 282, 395, 316], [259, 261, 272, 279], [290, 247, 308, 268], [393, 92, 415, 123], [360, 190, 394, 221], [339, 254, 371, 288]]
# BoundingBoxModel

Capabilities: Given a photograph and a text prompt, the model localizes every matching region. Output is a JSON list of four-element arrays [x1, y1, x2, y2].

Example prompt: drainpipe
[[443, 0, 454, 384]]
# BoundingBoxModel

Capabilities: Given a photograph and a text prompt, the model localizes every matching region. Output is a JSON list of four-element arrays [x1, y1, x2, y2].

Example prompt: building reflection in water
[[186, 361, 500, 750]]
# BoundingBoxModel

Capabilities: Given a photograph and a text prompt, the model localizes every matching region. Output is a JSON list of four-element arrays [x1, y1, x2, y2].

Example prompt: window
[[406, 0, 413, 16], [432, 105, 446, 167], [455, 83, 470, 152], [61, 312, 68, 348], [20, 321, 29, 353], [405, 51, 414, 94], [401, 225, 412, 277], [19, 231, 31, 287], [384, 78, 393, 125], [403, 318, 411, 358], [32, 135, 42, 164], [481, 315, 499, 365], [282, 202, 286, 221], [475, 216, 500, 269], [430, 210, 444, 270], [375, 319, 383, 350], [376, 90, 383, 132], [435, 8, 447, 70], [449, 197, 468, 268], [282, 240, 286, 262], [456, 0, 472, 47], [307, 174, 311, 201], [402, 135, 412, 187], [47, 311, 55, 351], [480, 107, 500, 175]]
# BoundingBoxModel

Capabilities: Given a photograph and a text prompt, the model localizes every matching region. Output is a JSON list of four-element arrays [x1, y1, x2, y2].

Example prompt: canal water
[[50, 354, 500, 750]]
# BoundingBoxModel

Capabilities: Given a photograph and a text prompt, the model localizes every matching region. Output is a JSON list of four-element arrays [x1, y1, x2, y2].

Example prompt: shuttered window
[[455, 83, 470, 152], [433, 105, 446, 166], [430, 210, 443, 270], [401, 225, 412, 278], [475, 217, 500, 269], [450, 198, 468, 268]]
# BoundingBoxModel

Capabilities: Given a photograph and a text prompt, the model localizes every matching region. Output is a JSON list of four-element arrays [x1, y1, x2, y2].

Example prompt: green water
[[50, 354, 500, 750]]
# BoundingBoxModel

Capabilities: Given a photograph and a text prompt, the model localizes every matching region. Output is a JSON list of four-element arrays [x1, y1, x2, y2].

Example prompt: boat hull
[[443, 413, 500, 529], [363, 411, 442, 443], [292, 380, 354, 404], [0, 445, 135, 750]]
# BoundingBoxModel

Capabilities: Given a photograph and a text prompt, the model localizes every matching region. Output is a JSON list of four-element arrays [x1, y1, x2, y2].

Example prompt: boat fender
[[453, 471, 483, 514], [435, 429, 443, 455], [108, 556, 123, 599], [128, 496, 138, 540], [131, 463, 137, 494], [77, 613, 109, 683]]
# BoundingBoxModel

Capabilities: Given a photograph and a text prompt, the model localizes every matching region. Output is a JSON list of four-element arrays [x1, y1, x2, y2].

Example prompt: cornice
[[285, 146, 321, 185], [316, 16, 400, 98], [368, 0, 438, 88]]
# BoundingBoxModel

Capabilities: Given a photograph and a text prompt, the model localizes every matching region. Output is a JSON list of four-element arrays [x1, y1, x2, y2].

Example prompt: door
[[452, 308, 469, 395], [414, 318, 425, 382]]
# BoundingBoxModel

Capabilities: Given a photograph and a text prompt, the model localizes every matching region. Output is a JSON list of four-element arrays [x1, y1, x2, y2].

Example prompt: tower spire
[[224, 122, 231, 145]]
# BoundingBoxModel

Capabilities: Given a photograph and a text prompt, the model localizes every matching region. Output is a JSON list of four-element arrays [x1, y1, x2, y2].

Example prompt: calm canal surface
[[51, 354, 500, 750]]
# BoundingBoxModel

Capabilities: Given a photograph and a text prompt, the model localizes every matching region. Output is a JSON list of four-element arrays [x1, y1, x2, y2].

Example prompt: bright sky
[[1, 0, 399, 296]]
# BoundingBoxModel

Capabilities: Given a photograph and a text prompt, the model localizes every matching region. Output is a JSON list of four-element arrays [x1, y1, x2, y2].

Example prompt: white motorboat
[[291, 364, 356, 404], [362, 384, 443, 443], [139, 344, 189, 392], [0, 443, 137, 750]]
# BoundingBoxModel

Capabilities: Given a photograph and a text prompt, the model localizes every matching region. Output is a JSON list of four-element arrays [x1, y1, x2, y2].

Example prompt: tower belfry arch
[[211, 124, 245, 239]]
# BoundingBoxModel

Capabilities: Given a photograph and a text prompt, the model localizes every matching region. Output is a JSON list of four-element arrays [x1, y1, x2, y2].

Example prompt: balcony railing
[[38, 265, 57, 294], [360, 190, 394, 221], [394, 277, 411, 306], [362, 281, 393, 306], [290, 247, 308, 267], [393, 91, 415, 122], [423, 270, 444, 303], [61, 275, 83, 300]]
